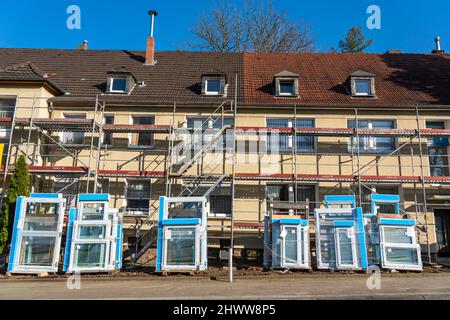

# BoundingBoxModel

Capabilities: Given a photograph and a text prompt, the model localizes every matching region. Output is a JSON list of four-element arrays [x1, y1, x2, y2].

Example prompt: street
[[0, 273, 449, 300]]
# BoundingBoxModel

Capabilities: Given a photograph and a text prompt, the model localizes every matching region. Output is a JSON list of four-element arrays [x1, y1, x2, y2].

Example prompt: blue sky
[[0, 0, 449, 53]]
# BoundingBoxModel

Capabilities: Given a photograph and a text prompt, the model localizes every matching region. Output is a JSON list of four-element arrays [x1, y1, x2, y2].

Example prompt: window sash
[[267, 119, 315, 152], [348, 120, 395, 153]]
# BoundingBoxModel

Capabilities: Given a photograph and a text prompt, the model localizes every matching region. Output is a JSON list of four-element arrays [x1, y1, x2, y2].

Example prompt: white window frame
[[11, 197, 65, 274], [204, 78, 222, 96], [68, 220, 114, 273], [353, 79, 372, 96], [161, 225, 201, 271], [278, 79, 296, 96], [379, 225, 422, 271], [335, 226, 358, 270], [280, 225, 309, 269], [109, 76, 127, 93]]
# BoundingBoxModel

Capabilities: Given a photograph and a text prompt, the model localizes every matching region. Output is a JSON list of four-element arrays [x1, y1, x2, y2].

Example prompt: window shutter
[[201, 77, 206, 95]]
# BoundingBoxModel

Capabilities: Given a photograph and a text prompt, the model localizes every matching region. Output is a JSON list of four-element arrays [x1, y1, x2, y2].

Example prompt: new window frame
[[161, 225, 201, 271], [280, 224, 309, 269], [10, 197, 66, 274], [335, 226, 358, 270], [379, 224, 422, 271], [109, 76, 128, 94], [202, 76, 226, 96]]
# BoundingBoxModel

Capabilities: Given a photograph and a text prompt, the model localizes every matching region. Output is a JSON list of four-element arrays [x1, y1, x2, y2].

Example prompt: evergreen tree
[[338, 26, 373, 53], [0, 155, 30, 254]]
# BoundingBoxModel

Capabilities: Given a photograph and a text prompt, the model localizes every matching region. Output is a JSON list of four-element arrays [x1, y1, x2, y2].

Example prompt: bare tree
[[191, 0, 314, 53]]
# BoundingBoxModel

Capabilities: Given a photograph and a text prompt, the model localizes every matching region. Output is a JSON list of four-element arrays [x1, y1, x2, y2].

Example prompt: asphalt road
[[0, 273, 450, 300]]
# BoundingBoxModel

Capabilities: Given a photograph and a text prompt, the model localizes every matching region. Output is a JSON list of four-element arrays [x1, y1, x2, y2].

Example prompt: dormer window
[[349, 70, 375, 97], [110, 77, 127, 93], [106, 67, 136, 94], [274, 70, 299, 97], [201, 70, 227, 96], [205, 78, 222, 95]]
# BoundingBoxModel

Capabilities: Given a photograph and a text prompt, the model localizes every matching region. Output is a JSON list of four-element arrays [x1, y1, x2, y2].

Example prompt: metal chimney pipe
[[435, 36, 441, 52], [149, 10, 158, 37]]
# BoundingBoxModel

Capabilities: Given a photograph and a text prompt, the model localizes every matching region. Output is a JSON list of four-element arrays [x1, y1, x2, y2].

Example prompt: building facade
[[1, 48, 450, 265]]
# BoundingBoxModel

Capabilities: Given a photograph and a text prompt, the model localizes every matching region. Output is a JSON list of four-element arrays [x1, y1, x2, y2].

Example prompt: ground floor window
[[126, 180, 151, 215], [427, 121, 449, 177], [266, 184, 316, 213], [209, 195, 232, 216]]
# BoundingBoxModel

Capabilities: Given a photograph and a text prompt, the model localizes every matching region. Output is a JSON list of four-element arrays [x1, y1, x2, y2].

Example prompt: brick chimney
[[145, 10, 158, 65]]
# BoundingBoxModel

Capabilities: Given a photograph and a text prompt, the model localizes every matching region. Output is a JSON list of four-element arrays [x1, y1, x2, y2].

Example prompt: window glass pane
[[0, 99, 15, 117], [355, 80, 371, 95], [126, 180, 151, 214], [81, 203, 105, 220], [62, 114, 86, 144], [24, 202, 60, 232], [428, 147, 449, 176], [284, 226, 298, 263], [348, 120, 395, 153], [74, 243, 107, 268], [209, 195, 232, 215], [266, 185, 289, 201], [279, 81, 294, 94], [19, 236, 56, 266], [111, 78, 127, 92], [383, 227, 413, 244], [168, 201, 203, 219], [319, 226, 336, 264], [296, 185, 316, 210], [385, 247, 418, 265], [338, 228, 354, 265], [78, 225, 107, 240], [131, 116, 154, 146], [103, 115, 114, 145], [166, 227, 196, 265], [206, 79, 221, 93]]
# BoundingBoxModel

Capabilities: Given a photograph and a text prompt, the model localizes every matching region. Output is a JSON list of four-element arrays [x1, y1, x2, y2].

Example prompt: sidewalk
[[0, 273, 449, 300]]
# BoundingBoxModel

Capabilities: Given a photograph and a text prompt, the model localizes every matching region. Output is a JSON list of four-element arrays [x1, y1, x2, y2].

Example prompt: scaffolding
[[1, 93, 450, 267]]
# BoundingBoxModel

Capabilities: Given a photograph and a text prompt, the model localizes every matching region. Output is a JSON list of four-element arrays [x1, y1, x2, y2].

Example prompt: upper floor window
[[426, 121, 449, 177], [129, 116, 155, 148], [349, 70, 375, 97], [187, 117, 234, 150], [348, 119, 395, 153], [61, 113, 86, 145], [201, 70, 227, 96], [106, 68, 136, 94], [102, 115, 114, 146], [274, 70, 299, 97], [267, 119, 315, 152], [109, 77, 127, 93]]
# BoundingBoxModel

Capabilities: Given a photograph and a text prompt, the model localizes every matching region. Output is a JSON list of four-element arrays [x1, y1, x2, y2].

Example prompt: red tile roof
[[0, 48, 449, 107], [243, 52, 450, 107]]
